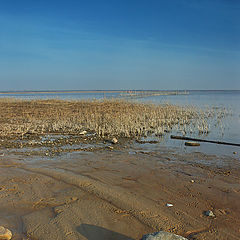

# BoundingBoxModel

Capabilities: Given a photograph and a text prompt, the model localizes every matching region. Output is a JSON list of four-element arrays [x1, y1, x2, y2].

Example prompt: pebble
[[204, 210, 215, 217], [190, 180, 195, 183], [0, 226, 12, 240], [141, 231, 187, 240], [166, 203, 173, 207], [70, 197, 78, 201], [233, 152, 237, 154], [111, 138, 118, 144], [79, 130, 87, 135]]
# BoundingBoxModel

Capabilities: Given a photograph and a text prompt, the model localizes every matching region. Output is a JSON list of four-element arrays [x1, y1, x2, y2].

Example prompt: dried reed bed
[[0, 98, 222, 138]]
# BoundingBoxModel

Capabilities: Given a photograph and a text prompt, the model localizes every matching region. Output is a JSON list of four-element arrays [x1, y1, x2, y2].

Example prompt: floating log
[[185, 142, 200, 146], [170, 135, 240, 147]]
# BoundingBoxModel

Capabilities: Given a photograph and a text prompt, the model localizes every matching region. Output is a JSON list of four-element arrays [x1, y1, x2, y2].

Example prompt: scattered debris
[[166, 203, 173, 207], [0, 153, 4, 157], [204, 210, 215, 217], [141, 231, 187, 240], [108, 146, 114, 150], [0, 226, 12, 240], [190, 179, 195, 183], [185, 142, 200, 146], [233, 152, 237, 154]]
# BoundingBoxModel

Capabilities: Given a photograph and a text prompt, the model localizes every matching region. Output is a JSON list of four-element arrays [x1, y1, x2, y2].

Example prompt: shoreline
[[0, 98, 239, 239], [0, 144, 240, 240]]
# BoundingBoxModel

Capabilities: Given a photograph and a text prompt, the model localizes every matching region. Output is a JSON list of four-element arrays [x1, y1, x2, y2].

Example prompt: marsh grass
[[0, 98, 225, 138]]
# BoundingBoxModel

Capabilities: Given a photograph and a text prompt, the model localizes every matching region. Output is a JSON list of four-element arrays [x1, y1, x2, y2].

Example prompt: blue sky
[[0, 0, 239, 90]]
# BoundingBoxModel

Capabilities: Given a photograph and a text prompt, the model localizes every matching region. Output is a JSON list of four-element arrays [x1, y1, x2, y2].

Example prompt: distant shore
[[0, 90, 124, 94], [0, 89, 189, 96], [0, 89, 239, 95]]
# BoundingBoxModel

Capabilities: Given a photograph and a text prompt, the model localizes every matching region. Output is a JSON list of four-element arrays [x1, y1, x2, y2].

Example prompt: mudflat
[[0, 147, 239, 240]]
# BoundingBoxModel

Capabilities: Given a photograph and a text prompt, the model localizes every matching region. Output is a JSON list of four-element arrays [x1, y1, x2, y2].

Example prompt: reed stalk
[[0, 98, 225, 138]]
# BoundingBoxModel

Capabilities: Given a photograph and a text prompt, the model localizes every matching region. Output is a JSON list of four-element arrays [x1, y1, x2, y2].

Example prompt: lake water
[[1, 90, 239, 157]]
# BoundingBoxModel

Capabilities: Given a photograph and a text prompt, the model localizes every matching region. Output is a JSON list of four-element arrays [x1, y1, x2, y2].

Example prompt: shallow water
[[137, 91, 240, 157], [1, 90, 239, 157], [135, 134, 240, 159]]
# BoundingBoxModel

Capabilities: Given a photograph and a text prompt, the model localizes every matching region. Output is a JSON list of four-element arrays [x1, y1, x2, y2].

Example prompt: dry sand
[[0, 148, 240, 240]]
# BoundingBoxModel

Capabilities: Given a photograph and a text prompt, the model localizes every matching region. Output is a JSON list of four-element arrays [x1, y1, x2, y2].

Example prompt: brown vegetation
[[0, 98, 221, 138]]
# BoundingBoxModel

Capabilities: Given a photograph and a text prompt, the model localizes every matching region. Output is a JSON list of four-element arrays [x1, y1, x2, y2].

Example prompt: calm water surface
[[141, 91, 240, 157]]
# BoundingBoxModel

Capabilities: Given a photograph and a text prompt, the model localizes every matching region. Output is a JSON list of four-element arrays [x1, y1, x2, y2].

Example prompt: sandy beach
[[1, 0, 239, 237], [0, 145, 240, 240], [0, 99, 239, 239]]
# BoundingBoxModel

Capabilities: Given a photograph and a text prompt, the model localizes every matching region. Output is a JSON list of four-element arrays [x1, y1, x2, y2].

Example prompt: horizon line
[[0, 89, 240, 94]]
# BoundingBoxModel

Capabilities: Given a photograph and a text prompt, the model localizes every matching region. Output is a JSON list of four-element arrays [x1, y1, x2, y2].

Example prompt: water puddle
[[133, 133, 239, 159]]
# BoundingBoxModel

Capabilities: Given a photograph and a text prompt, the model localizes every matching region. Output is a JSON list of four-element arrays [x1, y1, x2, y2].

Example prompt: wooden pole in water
[[170, 135, 240, 147]]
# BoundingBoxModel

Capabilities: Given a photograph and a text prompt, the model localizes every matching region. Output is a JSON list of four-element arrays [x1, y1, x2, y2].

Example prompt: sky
[[0, 0, 239, 90]]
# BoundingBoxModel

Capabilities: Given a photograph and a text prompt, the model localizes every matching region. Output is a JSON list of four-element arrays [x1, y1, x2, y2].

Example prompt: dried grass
[[0, 98, 222, 137]]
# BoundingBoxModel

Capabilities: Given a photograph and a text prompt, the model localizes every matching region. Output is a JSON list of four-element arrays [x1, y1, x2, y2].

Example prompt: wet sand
[[0, 147, 240, 240]]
